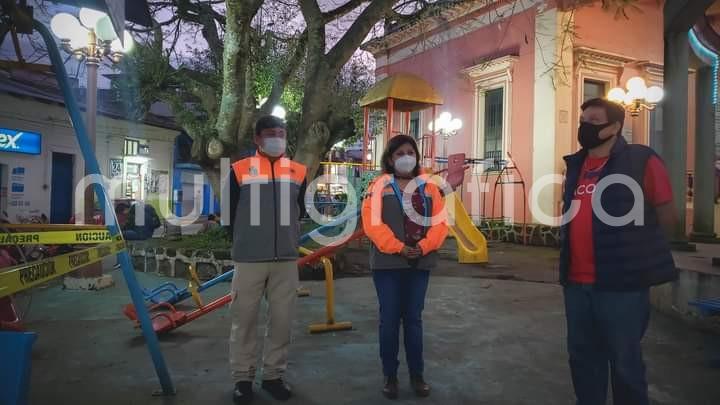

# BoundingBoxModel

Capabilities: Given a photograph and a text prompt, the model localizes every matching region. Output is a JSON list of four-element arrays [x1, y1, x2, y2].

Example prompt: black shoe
[[382, 376, 399, 400], [262, 378, 292, 401], [233, 381, 254, 405], [410, 375, 431, 397]]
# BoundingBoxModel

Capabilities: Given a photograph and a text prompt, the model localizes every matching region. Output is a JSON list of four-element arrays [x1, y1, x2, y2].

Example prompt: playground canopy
[[360, 73, 444, 171], [359, 72, 443, 111]]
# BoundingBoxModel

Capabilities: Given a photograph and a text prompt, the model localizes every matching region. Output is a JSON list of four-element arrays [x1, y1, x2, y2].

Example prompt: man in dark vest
[[560, 98, 677, 405]]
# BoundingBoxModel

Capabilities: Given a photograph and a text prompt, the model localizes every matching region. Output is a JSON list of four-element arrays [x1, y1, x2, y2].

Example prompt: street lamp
[[272, 105, 287, 120], [50, 8, 135, 201], [607, 76, 663, 117], [257, 97, 287, 120], [50, 9, 133, 280], [428, 112, 463, 138], [428, 111, 462, 158]]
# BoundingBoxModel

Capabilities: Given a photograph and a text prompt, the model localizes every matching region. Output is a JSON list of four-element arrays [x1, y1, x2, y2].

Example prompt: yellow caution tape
[[0, 230, 114, 245], [0, 237, 126, 298]]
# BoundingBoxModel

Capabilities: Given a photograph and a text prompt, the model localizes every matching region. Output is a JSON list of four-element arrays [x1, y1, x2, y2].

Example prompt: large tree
[[121, 0, 413, 197]]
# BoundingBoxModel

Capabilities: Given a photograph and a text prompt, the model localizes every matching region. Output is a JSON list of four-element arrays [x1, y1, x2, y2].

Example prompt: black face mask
[[578, 122, 615, 149]]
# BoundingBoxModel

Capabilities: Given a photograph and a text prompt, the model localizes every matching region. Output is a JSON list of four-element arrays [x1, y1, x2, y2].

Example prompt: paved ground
[[22, 267, 720, 405], [339, 240, 560, 283]]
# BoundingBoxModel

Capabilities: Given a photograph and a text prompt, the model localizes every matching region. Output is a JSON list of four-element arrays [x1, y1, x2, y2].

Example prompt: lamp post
[[51, 9, 133, 282], [607, 76, 664, 117], [428, 111, 463, 159]]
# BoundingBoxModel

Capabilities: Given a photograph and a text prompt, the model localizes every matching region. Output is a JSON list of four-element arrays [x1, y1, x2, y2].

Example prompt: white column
[[531, 7, 558, 223]]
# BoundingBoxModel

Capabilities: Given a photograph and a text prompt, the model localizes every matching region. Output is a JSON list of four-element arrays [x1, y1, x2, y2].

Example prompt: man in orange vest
[[228, 116, 307, 404]]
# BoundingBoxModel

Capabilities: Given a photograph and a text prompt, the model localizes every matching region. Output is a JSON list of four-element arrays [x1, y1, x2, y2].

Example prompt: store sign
[[109, 159, 123, 178], [0, 128, 42, 155]]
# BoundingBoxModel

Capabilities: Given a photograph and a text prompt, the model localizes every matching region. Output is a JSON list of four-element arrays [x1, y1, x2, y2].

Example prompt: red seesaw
[[123, 230, 365, 334]]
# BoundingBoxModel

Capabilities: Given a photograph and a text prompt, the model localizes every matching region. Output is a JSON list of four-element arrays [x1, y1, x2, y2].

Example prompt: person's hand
[[401, 245, 422, 259], [408, 246, 422, 259], [401, 245, 414, 258]]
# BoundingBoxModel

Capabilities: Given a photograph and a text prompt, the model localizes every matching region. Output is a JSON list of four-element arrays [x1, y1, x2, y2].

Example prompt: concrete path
[[23, 272, 720, 405]]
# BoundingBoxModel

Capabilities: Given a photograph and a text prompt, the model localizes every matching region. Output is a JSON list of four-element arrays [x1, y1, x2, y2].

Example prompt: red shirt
[[568, 155, 673, 284]]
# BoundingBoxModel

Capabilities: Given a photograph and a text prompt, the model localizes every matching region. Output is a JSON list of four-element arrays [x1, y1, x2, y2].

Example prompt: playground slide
[[446, 192, 488, 264]]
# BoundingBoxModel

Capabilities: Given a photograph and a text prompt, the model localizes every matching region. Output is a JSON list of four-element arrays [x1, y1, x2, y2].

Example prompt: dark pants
[[122, 228, 152, 240], [372, 269, 430, 378], [564, 284, 650, 405]]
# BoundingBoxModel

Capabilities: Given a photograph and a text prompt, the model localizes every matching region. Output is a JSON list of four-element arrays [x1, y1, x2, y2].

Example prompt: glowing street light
[[606, 76, 663, 117], [272, 105, 287, 120], [428, 111, 463, 138]]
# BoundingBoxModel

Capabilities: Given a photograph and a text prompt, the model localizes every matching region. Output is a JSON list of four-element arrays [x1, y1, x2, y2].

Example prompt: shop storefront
[[0, 73, 178, 224]]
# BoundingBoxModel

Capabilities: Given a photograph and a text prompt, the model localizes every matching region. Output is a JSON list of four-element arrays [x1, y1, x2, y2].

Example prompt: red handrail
[[297, 230, 365, 266]]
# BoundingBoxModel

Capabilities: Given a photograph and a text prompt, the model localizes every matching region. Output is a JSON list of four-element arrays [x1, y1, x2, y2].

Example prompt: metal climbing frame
[[489, 152, 528, 245]]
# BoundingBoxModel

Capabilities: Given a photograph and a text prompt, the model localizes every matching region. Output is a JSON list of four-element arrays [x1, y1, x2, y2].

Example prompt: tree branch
[[215, 0, 263, 144], [299, 0, 327, 77], [326, 0, 395, 72], [299, 0, 324, 25], [261, 30, 308, 115], [665, 0, 714, 33], [322, 0, 365, 23]]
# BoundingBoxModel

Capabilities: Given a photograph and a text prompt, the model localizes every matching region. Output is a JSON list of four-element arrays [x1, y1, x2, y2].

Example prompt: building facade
[[363, 0, 720, 238], [0, 71, 179, 224]]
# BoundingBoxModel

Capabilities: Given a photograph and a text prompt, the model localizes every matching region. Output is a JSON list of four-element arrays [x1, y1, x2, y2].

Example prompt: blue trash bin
[[0, 331, 37, 405]]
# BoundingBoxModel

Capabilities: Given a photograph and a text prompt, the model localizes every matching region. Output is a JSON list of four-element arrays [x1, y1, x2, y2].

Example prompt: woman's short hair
[[380, 134, 421, 177]]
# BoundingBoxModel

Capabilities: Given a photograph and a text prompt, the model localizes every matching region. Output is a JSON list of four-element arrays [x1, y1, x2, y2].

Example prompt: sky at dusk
[[0, 0, 396, 90]]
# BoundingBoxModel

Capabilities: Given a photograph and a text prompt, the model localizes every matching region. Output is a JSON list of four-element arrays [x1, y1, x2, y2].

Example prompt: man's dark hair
[[255, 115, 286, 136], [581, 97, 625, 131], [381, 134, 421, 177]]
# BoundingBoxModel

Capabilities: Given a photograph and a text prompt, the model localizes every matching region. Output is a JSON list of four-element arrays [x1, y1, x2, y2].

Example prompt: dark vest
[[559, 137, 677, 291]]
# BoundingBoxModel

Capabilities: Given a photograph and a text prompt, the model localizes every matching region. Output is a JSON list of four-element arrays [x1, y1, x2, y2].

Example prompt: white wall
[[531, 7, 559, 225], [0, 93, 177, 223]]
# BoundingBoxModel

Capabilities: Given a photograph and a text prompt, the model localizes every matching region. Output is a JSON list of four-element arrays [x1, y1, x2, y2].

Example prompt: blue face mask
[[261, 137, 286, 157], [394, 155, 417, 175]]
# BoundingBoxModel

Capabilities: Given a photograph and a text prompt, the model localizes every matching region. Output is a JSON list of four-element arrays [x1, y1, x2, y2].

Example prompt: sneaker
[[382, 376, 399, 400], [233, 381, 254, 404], [410, 375, 431, 397], [261, 378, 292, 401]]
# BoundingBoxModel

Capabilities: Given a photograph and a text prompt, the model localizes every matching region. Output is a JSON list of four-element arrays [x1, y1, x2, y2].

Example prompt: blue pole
[[34, 20, 176, 395], [166, 270, 234, 305]]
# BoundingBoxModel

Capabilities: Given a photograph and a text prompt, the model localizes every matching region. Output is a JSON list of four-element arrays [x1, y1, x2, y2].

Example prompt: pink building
[[362, 0, 720, 242]]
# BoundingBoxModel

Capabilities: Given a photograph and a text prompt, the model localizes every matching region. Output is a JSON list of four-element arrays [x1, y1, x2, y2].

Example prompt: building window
[[124, 138, 140, 156], [483, 88, 504, 169], [409, 111, 421, 139], [583, 79, 607, 102], [463, 55, 516, 173]]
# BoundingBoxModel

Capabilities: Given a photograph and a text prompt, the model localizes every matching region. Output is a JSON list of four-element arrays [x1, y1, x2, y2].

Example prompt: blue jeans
[[564, 284, 650, 405], [372, 269, 430, 378]]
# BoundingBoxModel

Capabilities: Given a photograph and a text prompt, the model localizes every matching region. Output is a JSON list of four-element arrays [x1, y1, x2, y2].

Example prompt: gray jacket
[[362, 174, 448, 271], [229, 153, 307, 262]]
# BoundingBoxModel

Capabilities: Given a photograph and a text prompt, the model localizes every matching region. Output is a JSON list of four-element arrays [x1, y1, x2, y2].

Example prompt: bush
[[189, 226, 231, 250]]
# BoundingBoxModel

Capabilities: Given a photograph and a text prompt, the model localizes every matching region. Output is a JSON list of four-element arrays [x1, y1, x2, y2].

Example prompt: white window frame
[[462, 56, 516, 174]]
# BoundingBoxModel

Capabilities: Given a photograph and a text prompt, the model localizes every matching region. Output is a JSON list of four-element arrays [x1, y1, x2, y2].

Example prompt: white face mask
[[261, 137, 286, 157], [393, 155, 417, 175]]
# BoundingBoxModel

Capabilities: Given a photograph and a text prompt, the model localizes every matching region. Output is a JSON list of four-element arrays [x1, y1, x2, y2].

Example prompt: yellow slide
[[445, 192, 488, 264]]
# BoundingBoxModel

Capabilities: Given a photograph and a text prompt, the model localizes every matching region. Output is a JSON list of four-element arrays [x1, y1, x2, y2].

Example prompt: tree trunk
[[294, 121, 331, 180]]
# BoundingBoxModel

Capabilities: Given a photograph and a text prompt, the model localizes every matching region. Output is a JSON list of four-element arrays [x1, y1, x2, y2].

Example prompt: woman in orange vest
[[361, 135, 448, 400]]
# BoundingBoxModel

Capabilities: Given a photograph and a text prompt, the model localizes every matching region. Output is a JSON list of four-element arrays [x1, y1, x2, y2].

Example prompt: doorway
[[50, 152, 74, 224]]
